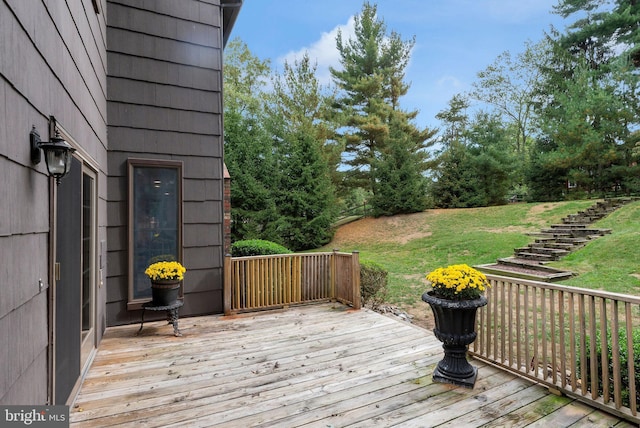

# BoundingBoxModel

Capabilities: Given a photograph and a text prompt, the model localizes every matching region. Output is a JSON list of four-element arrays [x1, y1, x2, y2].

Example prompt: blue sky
[[231, 1, 571, 131]]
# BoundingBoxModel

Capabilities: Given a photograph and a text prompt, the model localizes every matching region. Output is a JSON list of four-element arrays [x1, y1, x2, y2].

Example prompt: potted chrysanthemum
[[422, 264, 490, 388], [145, 260, 186, 306]]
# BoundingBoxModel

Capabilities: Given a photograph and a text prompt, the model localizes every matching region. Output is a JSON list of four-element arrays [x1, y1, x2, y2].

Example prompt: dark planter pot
[[422, 291, 487, 388], [150, 279, 181, 307]]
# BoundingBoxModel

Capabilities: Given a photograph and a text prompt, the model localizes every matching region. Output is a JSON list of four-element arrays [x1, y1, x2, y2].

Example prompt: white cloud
[[278, 16, 356, 85], [436, 75, 463, 90]]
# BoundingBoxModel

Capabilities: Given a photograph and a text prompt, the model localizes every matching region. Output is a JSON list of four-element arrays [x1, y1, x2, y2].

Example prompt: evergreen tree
[[529, 1, 640, 197], [223, 39, 280, 242], [431, 110, 516, 207], [536, 46, 639, 195], [430, 141, 486, 208], [554, 64, 633, 193], [274, 132, 336, 250], [269, 54, 342, 184], [554, 0, 640, 68], [371, 114, 429, 216], [268, 54, 338, 250], [466, 112, 516, 205], [330, 2, 436, 195], [435, 94, 470, 146], [526, 137, 570, 201]]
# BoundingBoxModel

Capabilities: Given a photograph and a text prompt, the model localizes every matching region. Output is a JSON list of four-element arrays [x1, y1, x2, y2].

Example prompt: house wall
[[0, 0, 108, 404], [105, 0, 226, 325]]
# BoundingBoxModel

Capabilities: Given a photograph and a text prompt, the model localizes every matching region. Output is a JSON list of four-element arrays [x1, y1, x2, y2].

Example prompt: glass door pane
[[81, 169, 96, 363], [55, 157, 82, 403]]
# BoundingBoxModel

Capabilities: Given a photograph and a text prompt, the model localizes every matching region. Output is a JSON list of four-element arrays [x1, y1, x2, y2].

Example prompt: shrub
[[231, 239, 292, 257], [360, 260, 388, 310], [581, 327, 640, 408]]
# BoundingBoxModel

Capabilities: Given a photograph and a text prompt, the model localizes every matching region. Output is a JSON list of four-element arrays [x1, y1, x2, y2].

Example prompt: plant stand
[[422, 291, 487, 388], [138, 300, 184, 337]]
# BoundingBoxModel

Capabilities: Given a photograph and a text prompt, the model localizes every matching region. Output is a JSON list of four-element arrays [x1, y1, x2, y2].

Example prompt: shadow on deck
[[70, 304, 632, 427]]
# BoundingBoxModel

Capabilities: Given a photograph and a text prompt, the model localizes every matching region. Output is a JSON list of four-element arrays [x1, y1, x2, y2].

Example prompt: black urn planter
[[150, 279, 181, 307], [422, 291, 487, 388]]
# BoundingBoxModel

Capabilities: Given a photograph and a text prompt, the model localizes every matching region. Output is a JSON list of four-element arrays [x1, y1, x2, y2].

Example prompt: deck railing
[[472, 274, 640, 423], [223, 251, 361, 315]]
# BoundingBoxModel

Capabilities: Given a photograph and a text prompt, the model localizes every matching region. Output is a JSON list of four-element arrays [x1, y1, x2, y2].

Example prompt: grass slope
[[320, 200, 640, 313]]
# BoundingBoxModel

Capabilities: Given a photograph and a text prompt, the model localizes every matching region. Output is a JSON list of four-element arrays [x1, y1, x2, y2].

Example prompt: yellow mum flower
[[426, 264, 489, 300], [145, 261, 186, 281]]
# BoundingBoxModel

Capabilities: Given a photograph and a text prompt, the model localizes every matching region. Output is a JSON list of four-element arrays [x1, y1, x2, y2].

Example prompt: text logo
[[1, 406, 68, 427]]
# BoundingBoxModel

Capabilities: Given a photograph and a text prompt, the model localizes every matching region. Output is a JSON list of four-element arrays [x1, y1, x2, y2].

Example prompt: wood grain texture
[[70, 304, 630, 427]]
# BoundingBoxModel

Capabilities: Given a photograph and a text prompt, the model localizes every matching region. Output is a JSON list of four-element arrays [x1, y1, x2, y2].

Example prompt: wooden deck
[[70, 304, 634, 427]]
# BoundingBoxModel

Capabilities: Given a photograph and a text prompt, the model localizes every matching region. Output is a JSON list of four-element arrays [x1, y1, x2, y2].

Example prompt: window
[[128, 159, 183, 308], [81, 168, 96, 363]]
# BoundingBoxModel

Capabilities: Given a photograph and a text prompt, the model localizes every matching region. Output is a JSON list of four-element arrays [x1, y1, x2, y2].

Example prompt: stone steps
[[478, 197, 638, 281], [551, 223, 589, 228], [514, 246, 569, 257], [539, 228, 611, 237], [555, 237, 590, 245], [476, 258, 574, 281], [512, 251, 556, 262], [529, 242, 576, 250]]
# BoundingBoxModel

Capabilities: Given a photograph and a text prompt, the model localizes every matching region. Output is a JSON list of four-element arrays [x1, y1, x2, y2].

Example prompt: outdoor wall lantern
[[30, 126, 76, 185]]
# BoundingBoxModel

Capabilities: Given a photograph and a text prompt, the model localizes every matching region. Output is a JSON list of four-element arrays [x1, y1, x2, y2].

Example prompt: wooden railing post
[[223, 252, 363, 313], [223, 254, 232, 315], [471, 274, 640, 424], [331, 249, 338, 301], [351, 251, 361, 310]]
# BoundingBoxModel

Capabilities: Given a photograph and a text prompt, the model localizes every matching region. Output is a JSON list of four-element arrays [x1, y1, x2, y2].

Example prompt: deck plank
[[568, 409, 636, 427], [472, 389, 575, 427], [525, 400, 596, 427], [70, 304, 631, 427]]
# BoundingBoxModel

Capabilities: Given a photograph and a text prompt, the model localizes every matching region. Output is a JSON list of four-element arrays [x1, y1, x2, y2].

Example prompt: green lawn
[[318, 199, 640, 309]]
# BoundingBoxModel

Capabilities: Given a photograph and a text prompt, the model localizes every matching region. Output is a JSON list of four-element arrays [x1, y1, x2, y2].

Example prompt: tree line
[[224, 0, 640, 250]]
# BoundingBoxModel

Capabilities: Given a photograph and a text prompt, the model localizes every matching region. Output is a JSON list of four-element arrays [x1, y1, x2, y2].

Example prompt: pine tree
[[528, 2, 640, 197], [274, 132, 336, 250], [430, 141, 486, 208], [268, 54, 338, 250], [435, 94, 470, 147], [371, 114, 429, 216], [541, 62, 634, 194], [466, 112, 516, 205], [223, 39, 280, 242], [330, 2, 436, 212], [526, 137, 570, 201], [554, 0, 640, 68]]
